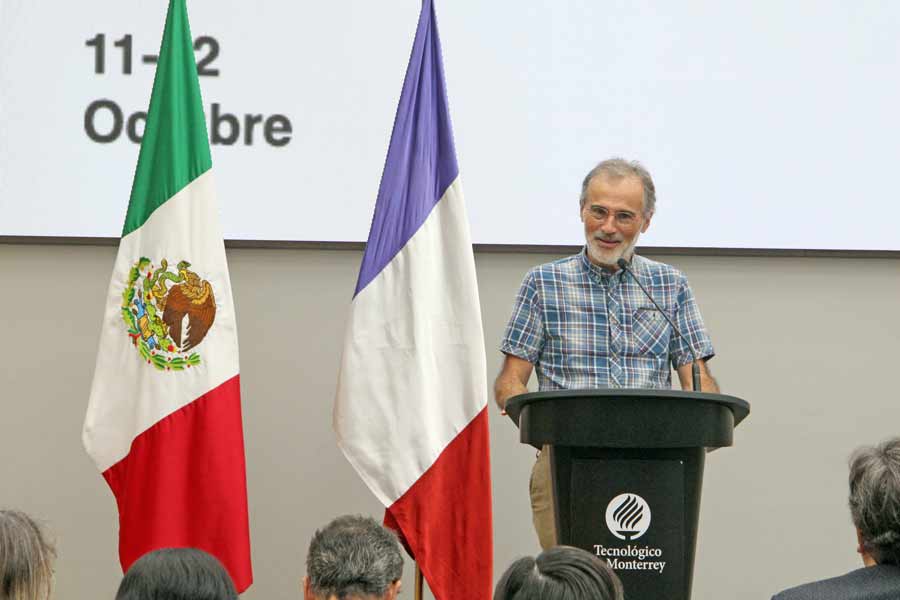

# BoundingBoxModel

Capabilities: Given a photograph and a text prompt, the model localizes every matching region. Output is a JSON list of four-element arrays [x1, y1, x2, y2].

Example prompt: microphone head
[[616, 258, 629, 270]]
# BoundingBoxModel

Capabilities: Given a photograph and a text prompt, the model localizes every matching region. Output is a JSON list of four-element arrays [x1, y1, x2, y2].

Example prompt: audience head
[[114, 547, 237, 600], [849, 437, 900, 566], [304, 515, 403, 600], [0, 509, 56, 600], [494, 545, 623, 600]]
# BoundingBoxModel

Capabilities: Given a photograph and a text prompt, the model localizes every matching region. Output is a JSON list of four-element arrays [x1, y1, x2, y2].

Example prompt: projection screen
[[1, 1, 898, 250]]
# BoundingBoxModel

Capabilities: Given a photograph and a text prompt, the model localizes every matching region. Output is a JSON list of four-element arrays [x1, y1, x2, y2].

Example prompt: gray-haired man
[[495, 158, 718, 548], [304, 515, 404, 600], [773, 437, 900, 599]]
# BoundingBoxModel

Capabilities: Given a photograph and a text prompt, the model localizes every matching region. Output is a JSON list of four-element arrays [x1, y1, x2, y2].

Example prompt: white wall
[[1, 243, 898, 599]]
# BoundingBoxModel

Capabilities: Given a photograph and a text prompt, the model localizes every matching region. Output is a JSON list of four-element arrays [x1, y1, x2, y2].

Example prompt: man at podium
[[494, 158, 719, 549]]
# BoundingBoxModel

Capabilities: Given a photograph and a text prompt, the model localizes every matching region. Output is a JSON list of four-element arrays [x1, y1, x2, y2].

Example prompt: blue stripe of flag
[[354, 0, 459, 297]]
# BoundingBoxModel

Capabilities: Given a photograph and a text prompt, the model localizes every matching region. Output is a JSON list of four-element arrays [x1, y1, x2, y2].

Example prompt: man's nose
[[599, 219, 618, 235]]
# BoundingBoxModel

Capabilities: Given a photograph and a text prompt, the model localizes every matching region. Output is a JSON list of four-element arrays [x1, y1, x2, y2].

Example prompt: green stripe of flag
[[123, 0, 212, 237]]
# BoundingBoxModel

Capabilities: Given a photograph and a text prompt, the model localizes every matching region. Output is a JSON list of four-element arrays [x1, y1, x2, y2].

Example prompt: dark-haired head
[[115, 548, 237, 600], [0, 509, 56, 600], [494, 546, 623, 600]]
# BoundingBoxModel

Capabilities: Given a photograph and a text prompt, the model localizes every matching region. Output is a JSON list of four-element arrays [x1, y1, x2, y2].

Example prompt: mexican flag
[[82, 0, 252, 591]]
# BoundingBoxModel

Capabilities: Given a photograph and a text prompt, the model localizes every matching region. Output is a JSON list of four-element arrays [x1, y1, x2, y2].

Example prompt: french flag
[[333, 2, 493, 599]]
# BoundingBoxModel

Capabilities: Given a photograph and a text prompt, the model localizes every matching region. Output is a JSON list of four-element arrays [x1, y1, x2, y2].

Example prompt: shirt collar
[[579, 246, 644, 281]]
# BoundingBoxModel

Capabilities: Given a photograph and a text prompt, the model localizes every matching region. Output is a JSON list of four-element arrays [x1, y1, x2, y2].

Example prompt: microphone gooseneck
[[616, 258, 702, 392]]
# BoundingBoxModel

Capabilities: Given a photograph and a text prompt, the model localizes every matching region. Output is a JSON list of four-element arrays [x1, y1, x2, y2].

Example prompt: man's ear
[[856, 527, 878, 566], [385, 579, 402, 600], [303, 576, 313, 600], [640, 211, 653, 233]]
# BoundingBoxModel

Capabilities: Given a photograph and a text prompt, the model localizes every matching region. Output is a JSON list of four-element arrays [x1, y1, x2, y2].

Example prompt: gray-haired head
[[848, 437, 900, 566], [580, 158, 656, 217], [0, 510, 56, 600], [306, 515, 404, 600], [493, 545, 623, 600]]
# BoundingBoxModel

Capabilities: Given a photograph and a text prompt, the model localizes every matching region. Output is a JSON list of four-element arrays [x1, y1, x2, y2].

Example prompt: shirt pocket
[[625, 307, 672, 357]]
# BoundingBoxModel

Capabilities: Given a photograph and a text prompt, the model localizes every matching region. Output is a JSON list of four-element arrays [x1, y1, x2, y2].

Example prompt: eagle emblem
[[120, 257, 217, 371]]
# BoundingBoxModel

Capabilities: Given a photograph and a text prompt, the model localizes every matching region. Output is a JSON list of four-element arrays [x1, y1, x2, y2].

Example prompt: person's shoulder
[[527, 253, 582, 279], [632, 254, 685, 284], [771, 574, 841, 600], [772, 566, 900, 600]]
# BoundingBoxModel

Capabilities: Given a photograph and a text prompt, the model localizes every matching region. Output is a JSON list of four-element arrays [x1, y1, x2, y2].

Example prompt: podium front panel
[[551, 447, 705, 600], [571, 458, 685, 599]]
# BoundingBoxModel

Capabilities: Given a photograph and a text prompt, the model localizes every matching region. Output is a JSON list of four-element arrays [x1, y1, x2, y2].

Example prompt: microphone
[[616, 258, 702, 392]]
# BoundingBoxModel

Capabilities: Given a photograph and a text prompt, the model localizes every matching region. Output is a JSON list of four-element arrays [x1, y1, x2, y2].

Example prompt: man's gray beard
[[588, 231, 641, 268]]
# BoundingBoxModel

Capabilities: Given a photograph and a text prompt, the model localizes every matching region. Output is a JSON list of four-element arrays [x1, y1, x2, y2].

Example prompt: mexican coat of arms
[[121, 257, 217, 371]]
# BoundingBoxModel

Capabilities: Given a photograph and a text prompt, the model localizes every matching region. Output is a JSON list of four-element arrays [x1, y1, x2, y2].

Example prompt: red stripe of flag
[[384, 407, 492, 600], [102, 375, 252, 592]]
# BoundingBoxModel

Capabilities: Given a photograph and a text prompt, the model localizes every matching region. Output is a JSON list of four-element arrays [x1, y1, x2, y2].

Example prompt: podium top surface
[[507, 389, 749, 425], [506, 389, 750, 449]]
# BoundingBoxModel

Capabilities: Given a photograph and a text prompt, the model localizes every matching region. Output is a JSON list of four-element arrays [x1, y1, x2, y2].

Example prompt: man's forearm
[[494, 377, 528, 412], [699, 369, 719, 393], [698, 359, 719, 393], [677, 360, 719, 393], [494, 354, 535, 412]]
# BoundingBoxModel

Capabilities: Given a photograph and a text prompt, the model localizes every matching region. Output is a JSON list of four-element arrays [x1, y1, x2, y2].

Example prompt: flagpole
[[415, 563, 424, 600]]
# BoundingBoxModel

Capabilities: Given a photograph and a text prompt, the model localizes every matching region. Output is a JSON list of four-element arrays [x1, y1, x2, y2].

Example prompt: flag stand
[[414, 563, 424, 600]]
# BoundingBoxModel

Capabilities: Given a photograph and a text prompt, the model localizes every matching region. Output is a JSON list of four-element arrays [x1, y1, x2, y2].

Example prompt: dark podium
[[506, 390, 749, 600]]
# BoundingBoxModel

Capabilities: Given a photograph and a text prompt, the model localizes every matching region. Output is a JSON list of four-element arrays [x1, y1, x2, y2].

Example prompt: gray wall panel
[[1, 243, 898, 599]]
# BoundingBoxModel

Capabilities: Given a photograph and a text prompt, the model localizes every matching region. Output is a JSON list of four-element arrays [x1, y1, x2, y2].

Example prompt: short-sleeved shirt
[[500, 249, 714, 390]]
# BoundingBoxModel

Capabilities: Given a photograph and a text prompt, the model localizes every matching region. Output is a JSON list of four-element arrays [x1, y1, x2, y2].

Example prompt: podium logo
[[605, 493, 651, 541]]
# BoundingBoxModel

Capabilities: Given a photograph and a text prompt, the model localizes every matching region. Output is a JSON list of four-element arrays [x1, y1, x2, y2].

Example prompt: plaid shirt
[[500, 249, 714, 390]]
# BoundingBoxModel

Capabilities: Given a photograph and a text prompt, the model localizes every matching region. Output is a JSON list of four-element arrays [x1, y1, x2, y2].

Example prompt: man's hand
[[494, 354, 534, 415], [676, 359, 719, 393]]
